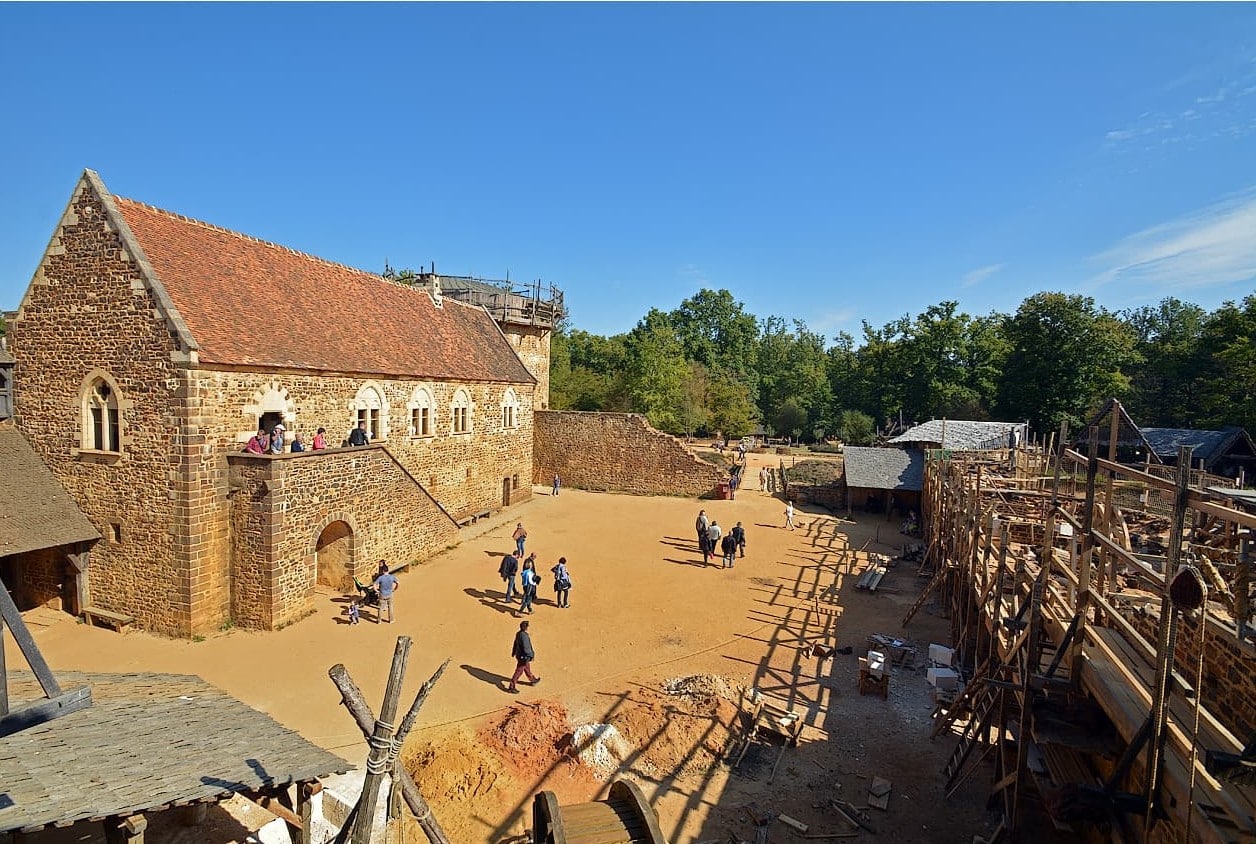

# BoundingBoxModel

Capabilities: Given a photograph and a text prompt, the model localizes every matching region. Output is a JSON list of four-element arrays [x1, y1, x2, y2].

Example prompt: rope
[[1185, 569, 1209, 843]]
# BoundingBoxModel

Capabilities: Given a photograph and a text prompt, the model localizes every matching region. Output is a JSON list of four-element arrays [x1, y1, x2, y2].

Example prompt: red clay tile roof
[[111, 198, 535, 384]]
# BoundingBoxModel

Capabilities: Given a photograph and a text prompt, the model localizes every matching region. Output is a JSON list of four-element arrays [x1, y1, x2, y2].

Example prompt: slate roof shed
[[1139, 426, 1256, 476], [843, 446, 925, 492], [888, 419, 1025, 451], [0, 671, 350, 834], [0, 425, 98, 557]]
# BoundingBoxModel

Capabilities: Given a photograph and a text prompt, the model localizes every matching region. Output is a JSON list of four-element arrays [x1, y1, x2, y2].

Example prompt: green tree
[[1120, 298, 1207, 426], [838, 409, 876, 445], [706, 368, 759, 438], [669, 289, 760, 380], [623, 309, 689, 432], [998, 292, 1139, 434], [1194, 295, 1256, 433], [775, 397, 808, 442], [677, 362, 712, 437], [756, 317, 831, 439]]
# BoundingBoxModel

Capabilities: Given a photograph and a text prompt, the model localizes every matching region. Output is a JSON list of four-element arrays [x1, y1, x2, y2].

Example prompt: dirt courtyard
[[7, 451, 998, 843]]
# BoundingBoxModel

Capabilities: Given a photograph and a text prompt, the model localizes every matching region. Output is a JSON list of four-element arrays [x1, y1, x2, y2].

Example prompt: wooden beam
[[0, 580, 62, 698], [348, 637, 411, 844], [329, 663, 452, 844], [0, 686, 92, 738]]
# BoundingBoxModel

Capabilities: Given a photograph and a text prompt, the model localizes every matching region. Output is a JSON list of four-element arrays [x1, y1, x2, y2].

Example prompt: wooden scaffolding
[[907, 402, 1256, 843]]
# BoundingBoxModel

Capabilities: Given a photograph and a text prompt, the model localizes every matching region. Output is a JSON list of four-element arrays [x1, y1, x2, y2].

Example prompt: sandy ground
[[6, 449, 998, 843]]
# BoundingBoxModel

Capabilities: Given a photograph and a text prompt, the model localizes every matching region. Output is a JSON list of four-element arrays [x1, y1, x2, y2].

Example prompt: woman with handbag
[[519, 554, 539, 614], [551, 557, 572, 609]]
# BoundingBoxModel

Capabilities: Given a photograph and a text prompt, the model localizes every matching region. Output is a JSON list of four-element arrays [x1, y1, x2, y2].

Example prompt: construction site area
[[3, 421, 1255, 844]]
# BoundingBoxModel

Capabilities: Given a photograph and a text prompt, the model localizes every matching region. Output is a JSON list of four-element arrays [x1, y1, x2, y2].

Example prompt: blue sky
[[3, 4, 1256, 340]]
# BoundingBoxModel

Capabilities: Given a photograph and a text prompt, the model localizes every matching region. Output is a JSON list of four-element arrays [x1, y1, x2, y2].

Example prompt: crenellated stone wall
[[10, 179, 189, 634], [533, 411, 724, 497], [227, 446, 459, 629]]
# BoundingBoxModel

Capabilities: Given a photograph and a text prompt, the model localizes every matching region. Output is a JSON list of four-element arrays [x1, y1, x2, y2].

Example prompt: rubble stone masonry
[[226, 446, 458, 629], [533, 411, 723, 497], [10, 174, 538, 635], [1130, 606, 1256, 740], [11, 181, 188, 634]]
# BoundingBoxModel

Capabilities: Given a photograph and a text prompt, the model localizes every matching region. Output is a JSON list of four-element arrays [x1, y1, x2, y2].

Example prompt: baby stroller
[[353, 576, 380, 607]]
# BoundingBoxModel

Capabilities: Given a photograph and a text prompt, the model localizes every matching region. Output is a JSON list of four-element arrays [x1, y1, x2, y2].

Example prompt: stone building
[[7, 170, 547, 636]]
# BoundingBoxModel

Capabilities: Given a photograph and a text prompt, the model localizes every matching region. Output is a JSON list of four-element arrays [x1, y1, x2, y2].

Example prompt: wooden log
[[347, 637, 410, 844], [329, 662, 452, 844]]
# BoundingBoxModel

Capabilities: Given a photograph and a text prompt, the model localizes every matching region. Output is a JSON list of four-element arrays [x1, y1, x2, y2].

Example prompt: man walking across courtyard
[[372, 561, 399, 623], [508, 620, 540, 693], [785, 501, 796, 530], [552, 474, 561, 496], [732, 521, 747, 558], [499, 551, 519, 603], [513, 522, 528, 557]]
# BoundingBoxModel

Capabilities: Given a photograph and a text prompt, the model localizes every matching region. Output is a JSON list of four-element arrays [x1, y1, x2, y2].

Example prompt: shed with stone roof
[[842, 446, 925, 515], [0, 671, 349, 840], [0, 424, 99, 614], [6, 170, 545, 635], [1139, 426, 1255, 481], [888, 419, 1027, 452]]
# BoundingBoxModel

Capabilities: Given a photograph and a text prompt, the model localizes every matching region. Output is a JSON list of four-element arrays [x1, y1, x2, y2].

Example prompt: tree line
[[549, 289, 1256, 444]]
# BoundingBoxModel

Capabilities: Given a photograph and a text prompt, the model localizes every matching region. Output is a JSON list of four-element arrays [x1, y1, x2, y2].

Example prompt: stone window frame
[[350, 382, 389, 442], [451, 388, 472, 435], [77, 369, 128, 458], [500, 387, 520, 430], [407, 386, 435, 438]]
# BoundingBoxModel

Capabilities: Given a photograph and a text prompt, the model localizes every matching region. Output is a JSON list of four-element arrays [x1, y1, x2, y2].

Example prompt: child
[[348, 599, 360, 625]]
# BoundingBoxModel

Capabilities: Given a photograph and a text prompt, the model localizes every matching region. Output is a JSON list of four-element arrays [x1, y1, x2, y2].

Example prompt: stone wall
[[227, 446, 458, 629], [10, 178, 189, 635], [9, 173, 539, 636], [501, 325, 551, 409], [0, 548, 63, 610], [533, 411, 724, 497], [185, 368, 534, 629], [1129, 605, 1256, 740]]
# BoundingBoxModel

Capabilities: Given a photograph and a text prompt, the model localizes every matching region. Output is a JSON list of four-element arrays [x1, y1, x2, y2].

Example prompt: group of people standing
[[695, 509, 746, 568], [245, 424, 334, 454], [497, 522, 573, 614]]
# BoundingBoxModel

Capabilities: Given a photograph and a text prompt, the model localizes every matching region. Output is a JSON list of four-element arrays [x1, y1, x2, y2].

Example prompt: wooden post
[[1143, 445, 1193, 831], [1, 611, 7, 718], [103, 814, 146, 844], [66, 548, 90, 618], [1237, 534, 1251, 641], [296, 781, 322, 844], [1070, 427, 1099, 679], [329, 662, 453, 844], [349, 637, 411, 844]]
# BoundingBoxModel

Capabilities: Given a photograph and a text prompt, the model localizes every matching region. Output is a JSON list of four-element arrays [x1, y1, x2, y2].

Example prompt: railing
[[432, 275, 564, 329]]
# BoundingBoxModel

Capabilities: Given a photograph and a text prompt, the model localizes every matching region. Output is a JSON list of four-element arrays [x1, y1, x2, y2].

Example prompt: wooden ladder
[[902, 561, 950, 627], [943, 685, 999, 798]]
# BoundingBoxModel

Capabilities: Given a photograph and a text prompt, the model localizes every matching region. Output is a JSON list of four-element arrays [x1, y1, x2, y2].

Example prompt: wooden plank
[[0, 686, 92, 738], [0, 581, 62, 698]]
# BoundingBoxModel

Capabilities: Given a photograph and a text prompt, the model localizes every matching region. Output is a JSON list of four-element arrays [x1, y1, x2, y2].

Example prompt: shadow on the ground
[[461, 663, 512, 691], [463, 587, 523, 615]]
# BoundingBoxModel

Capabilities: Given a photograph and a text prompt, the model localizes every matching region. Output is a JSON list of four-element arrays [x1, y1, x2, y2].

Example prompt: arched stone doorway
[[315, 520, 354, 590]]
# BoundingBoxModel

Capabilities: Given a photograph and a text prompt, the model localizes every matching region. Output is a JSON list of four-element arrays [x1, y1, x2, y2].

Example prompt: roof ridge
[[113, 196, 381, 280]]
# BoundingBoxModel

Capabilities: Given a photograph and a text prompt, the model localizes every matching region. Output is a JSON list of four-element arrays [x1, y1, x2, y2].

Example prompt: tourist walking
[[732, 521, 746, 558], [696, 509, 709, 549], [507, 620, 540, 693], [372, 562, 399, 623], [347, 599, 360, 625], [552, 474, 561, 496], [499, 551, 520, 603], [551, 557, 572, 608], [513, 522, 528, 557], [785, 501, 796, 530], [519, 554, 539, 614], [728, 471, 739, 500], [721, 531, 737, 568], [707, 520, 723, 562]]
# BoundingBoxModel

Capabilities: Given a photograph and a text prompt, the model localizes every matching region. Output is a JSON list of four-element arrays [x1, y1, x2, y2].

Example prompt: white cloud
[[810, 308, 857, 333], [961, 263, 1005, 288], [1091, 189, 1256, 293]]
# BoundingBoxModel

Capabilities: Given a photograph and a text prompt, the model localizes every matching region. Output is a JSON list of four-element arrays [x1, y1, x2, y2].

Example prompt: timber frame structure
[[908, 401, 1256, 843]]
